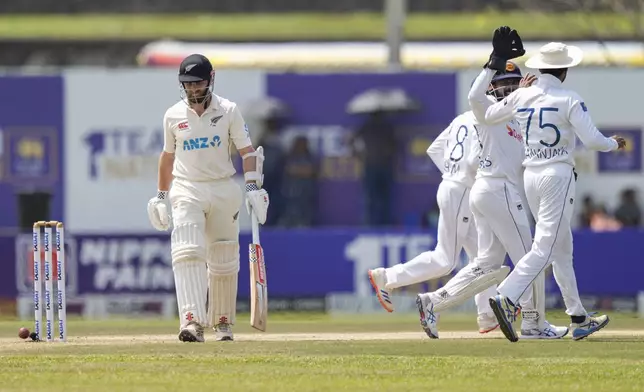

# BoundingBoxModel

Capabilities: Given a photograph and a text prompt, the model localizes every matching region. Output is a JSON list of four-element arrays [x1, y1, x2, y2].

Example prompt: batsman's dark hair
[[539, 68, 567, 78]]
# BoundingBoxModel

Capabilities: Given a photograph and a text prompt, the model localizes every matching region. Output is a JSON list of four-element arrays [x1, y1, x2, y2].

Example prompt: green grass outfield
[[2, 312, 644, 391], [0, 12, 642, 41]]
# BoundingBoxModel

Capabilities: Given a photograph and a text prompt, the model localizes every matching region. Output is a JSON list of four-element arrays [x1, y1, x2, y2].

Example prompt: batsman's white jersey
[[163, 95, 250, 330], [469, 68, 619, 317], [163, 95, 252, 181], [383, 110, 496, 317]]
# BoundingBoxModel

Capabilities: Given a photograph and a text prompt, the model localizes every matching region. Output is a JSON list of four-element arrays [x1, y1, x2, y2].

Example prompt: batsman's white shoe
[[368, 268, 394, 312], [178, 321, 205, 343], [477, 314, 499, 334], [521, 321, 569, 340], [214, 319, 234, 341], [416, 293, 439, 339], [489, 295, 520, 342], [571, 313, 610, 341]]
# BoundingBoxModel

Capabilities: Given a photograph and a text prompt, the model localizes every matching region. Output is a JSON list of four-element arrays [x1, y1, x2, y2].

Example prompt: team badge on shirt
[[210, 115, 223, 127]]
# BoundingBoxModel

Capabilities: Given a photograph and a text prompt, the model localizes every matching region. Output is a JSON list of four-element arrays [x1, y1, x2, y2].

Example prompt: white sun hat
[[525, 42, 584, 69]]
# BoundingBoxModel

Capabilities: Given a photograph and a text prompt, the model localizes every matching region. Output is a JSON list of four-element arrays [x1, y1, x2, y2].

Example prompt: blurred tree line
[[1, 0, 641, 13]]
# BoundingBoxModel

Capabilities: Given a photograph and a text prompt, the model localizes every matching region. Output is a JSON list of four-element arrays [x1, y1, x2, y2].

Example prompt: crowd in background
[[257, 112, 399, 228], [579, 189, 642, 232], [258, 118, 319, 228]]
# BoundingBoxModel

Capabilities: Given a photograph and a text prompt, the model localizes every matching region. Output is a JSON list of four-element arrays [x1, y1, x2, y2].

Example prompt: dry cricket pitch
[[3, 329, 644, 348]]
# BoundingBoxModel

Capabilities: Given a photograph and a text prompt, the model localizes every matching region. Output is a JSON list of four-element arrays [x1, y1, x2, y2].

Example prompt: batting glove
[[245, 183, 270, 225], [147, 190, 171, 231]]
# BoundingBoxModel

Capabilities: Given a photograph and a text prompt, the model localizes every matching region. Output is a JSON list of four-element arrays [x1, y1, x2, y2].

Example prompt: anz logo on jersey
[[182, 135, 222, 151]]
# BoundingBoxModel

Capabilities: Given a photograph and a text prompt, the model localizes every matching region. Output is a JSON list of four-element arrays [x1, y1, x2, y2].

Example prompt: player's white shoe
[[520, 321, 569, 339], [214, 321, 234, 341], [416, 293, 439, 339], [571, 313, 610, 341], [368, 268, 394, 312], [477, 313, 499, 334], [178, 321, 205, 343], [489, 294, 520, 342]]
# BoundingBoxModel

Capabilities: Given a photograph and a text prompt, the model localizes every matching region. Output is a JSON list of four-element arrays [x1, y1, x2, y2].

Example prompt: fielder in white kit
[[416, 61, 569, 340], [469, 27, 626, 342], [147, 54, 269, 342], [369, 107, 500, 334]]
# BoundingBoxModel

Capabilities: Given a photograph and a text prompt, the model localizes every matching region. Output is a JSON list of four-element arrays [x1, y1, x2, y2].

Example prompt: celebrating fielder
[[470, 27, 626, 342], [147, 54, 269, 342], [416, 61, 568, 340], [369, 108, 500, 334]]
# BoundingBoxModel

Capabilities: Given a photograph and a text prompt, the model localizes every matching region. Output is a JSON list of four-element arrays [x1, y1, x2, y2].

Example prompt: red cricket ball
[[18, 327, 30, 340]]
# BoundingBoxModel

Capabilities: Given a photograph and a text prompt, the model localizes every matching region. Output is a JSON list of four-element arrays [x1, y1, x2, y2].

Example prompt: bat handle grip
[[251, 210, 260, 245]]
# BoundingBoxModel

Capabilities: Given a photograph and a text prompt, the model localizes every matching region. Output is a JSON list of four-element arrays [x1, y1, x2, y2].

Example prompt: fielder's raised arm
[[468, 68, 516, 126], [468, 27, 525, 125]]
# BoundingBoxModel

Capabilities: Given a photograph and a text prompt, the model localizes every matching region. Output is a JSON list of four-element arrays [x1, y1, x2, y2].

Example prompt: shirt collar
[[537, 73, 563, 87], [206, 94, 219, 112]]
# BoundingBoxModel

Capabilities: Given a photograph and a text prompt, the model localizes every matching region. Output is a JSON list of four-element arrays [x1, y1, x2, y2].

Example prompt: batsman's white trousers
[[170, 177, 243, 242], [385, 179, 495, 316], [497, 163, 586, 316]]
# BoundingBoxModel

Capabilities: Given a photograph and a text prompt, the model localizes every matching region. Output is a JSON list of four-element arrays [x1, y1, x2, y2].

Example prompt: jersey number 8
[[448, 125, 468, 162], [517, 107, 561, 147]]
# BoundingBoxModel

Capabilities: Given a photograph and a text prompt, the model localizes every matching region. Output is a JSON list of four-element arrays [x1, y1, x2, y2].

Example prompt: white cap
[[525, 42, 583, 69]]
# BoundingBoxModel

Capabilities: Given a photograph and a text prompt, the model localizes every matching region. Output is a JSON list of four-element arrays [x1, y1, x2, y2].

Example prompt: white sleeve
[[162, 111, 175, 153], [230, 104, 252, 150], [468, 68, 516, 125], [568, 97, 618, 152], [426, 125, 451, 173]]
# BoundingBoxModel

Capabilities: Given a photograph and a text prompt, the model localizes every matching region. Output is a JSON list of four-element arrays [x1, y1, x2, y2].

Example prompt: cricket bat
[[249, 209, 267, 331]]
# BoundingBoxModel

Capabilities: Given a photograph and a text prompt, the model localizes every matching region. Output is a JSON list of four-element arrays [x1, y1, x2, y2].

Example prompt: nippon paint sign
[[63, 69, 265, 233], [75, 234, 173, 294]]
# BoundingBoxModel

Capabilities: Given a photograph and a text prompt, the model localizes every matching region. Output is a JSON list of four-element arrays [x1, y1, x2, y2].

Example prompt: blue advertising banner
[[266, 72, 457, 226], [551, 229, 644, 297], [597, 129, 641, 172], [0, 76, 65, 228], [7, 228, 643, 300]]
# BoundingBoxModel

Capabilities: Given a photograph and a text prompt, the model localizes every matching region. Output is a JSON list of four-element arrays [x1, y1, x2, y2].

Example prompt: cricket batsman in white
[[369, 106, 501, 334], [147, 54, 269, 342], [470, 27, 626, 342], [416, 61, 568, 340]]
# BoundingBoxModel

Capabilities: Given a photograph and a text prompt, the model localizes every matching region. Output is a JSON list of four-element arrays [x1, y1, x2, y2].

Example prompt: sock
[[571, 315, 586, 324]]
